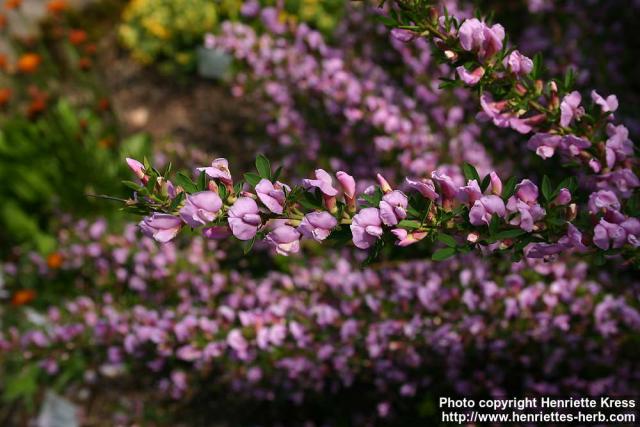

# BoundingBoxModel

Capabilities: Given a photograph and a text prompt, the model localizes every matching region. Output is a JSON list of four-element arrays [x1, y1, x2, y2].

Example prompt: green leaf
[[432, 247, 456, 261], [541, 175, 552, 201], [174, 172, 198, 193], [437, 233, 457, 247], [244, 172, 261, 187], [462, 163, 480, 183], [255, 154, 271, 179], [218, 182, 228, 200], [502, 176, 517, 200], [243, 235, 257, 254], [273, 166, 283, 182], [398, 220, 422, 230], [494, 229, 526, 240], [480, 174, 492, 192], [122, 180, 143, 191], [198, 171, 207, 191]]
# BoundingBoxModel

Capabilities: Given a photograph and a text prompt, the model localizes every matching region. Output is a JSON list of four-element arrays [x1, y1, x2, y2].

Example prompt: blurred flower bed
[[0, 0, 639, 425]]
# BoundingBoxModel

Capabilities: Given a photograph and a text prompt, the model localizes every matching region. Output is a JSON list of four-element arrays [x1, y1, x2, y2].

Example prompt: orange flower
[[27, 86, 48, 118], [0, 13, 7, 30], [46, 252, 64, 269], [46, 0, 66, 14], [68, 29, 87, 45], [4, 0, 22, 10], [98, 98, 110, 111], [83, 43, 97, 55], [0, 53, 7, 71], [17, 53, 41, 74], [0, 87, 10, 106], [98, 137, 113, 148], [11, 289, 36, 306], [78, 57, 91, 70]]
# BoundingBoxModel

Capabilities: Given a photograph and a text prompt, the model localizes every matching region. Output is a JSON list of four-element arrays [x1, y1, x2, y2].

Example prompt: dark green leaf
[[398, 220, 422, 230], [541, 175, 552, 201], [174, 172, 198, 193], [244, 172, 261, 187], [437, 233, 457, 247], [462, 163, 480, 183], [255, 154, 271, 179], [502, 176, 517, 200], [432, 247, 456, 261], [494, 229, 526, 240], [197, 171, 207, 191]]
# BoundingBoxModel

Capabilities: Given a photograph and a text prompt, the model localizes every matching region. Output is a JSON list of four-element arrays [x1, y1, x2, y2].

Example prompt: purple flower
[[479, 94, 532, 134], [336, 171, 356, 200], [593, 219, 627, 250], [458, 18, 505, 60], [456, 66, 485, 85], [405, 177, 438, 200], [139, 214, 182, 243], [489, 171, 502, 195], [179, 191, 223, 228], [457, 180, 482, 206], [588, 190, 620, 214], [560, 91, 584, 127], [240, 0, 260, 17], [506, 180, 546, 232], [298, 211, 337, 241], [202, 226, 231, 239], [197, 158, 232, 185], [390, 28, 417, 42], [256, 179, 288, 214], [379, 190, 408, 226], [350, 207, 383, 249], [228, 197, 261, 240], [126, 158, 148, 184], [391, 228, 427, 247], [591, 90, 618, 113], [469, 195, 506, 226], [503, 50, 533, 76], [266, 225, 301, 256], [605, 124, 633, 168], [554, 188, 571, 205], [303, 169, 338, 196], [527, 133, 562, 159], [431, 170, 458, 201]]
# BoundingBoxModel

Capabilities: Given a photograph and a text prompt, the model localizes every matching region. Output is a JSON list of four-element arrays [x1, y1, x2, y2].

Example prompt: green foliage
[[0, 100, 150, 252]]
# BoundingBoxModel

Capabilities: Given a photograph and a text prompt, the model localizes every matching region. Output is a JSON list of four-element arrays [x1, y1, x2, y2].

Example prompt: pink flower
[[391, 228, 427, 247], [298, 211, 337, 241], [560, 91, 584, 127], [503, 50, 533, 76], [554, 188, 572, 205], [456, 66, 485, 85], [405, 177, 438, 200], [591, 90, 618, 113], [489, 171, 502, 195], [390, 28, 417, 42], [431, 170, 458, 201], [202, 226, 231, 239], [139, 214, 182, 243], [457, 180, 482, 206], [350, 208, 383, 249], [228, 197, 261, 240], [469, 195, 506, 226], [588, 190, 620, 214], [458, 18, 505, 60], [303, 169, 338, 196], [506, 180, 546, 232], [379, 190, 408, 226], [256, 179, 288, 214], [197, 158, 233, 185], [266, 225, 301, 256], [479, 94, 532, 134], [605, 124, 633, 169], [593, 219, 627, 250], [336, 171, 356, 199], [126, 158, 148, 184], [179, 191, 223, 228]]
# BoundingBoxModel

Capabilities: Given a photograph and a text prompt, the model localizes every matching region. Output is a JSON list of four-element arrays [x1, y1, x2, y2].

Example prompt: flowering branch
[[119, 155, 638, 264]]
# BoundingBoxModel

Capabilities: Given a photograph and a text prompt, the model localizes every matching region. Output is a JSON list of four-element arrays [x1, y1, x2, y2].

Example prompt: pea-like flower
[[179, 191, 223, 228], [126, 157, 148, 184], [197, 158, 233, 185], [560, 91, 584, 127], [379, 190, 408, 226], [456, 66, 485, 86], [303, 169, 338, 196], [298, 212, 338, 242], [506, 180, 546, 232], [228, 197, 261, 240], [458, 18, 505, 60], [350, 208, 383, 249], [469, 195, 506, 226], [391, 228, 427, 247], [503, 50, 533, 76], [256, 179, 288, 214], [139, 214, 182, 243], [591, 91, 618, 114], [405, 177, 438, 200], [266, 225, 301, 256]]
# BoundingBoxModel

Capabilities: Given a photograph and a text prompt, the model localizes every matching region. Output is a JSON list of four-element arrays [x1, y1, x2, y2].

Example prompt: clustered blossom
[[2, 222, 639, 422], [128, 155, 639, 260]]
